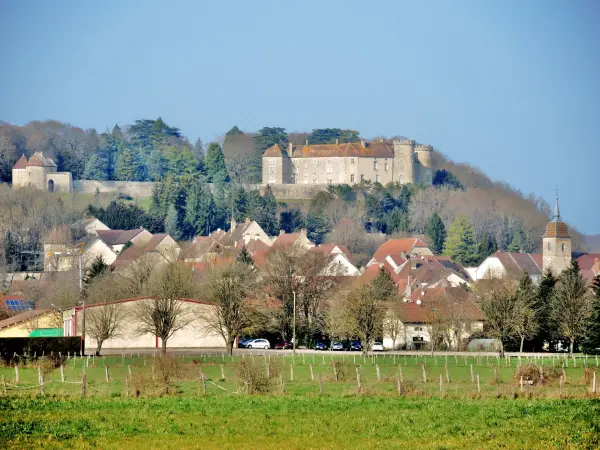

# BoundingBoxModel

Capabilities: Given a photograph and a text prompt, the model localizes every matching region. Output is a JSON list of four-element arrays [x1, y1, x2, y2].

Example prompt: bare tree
[[550, 262, 593, 354], [198, 261, 259, 355], [134, 262, 197, 354], [421, 293, 449, 356], [116, 253, 156, 297], [329, 283, 386, 355], [383, 308, 403, 350], [84, 274, 129, 354], [479, 280, 519, 357]]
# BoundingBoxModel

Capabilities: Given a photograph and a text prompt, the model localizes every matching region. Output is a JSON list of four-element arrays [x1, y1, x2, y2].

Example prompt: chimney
[[230, 218, 236, 233], [335, 138, 339, 145], [360, 139, 366, 148], [411, 258, 418, 270], [406, 277, 412, 297], [401, 250, 407, 260]]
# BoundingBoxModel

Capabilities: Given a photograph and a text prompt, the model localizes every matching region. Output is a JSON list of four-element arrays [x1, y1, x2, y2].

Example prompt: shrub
[[154, 355, 182, 394], [236, 358, 280, 394], [0, 338, 80, 366], [514, 364, 562, 386]]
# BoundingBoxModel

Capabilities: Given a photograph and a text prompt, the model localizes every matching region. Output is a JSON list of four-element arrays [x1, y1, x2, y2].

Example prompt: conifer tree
[[185, 181, 214, 236], [476, 232, 497, 264], [514, 271, 539, 352], [426, 213, 446, 255], [165, 204, 183, 240], [533, 268, 556, 350], [82, 154, 109, 180], [582, 275, 600, 354], [236, 246, 254, 266], [261, 186, 278, 236], [85, 255, 107, 284], [205, 142, 229, 183], [442, 216, 478, 266], [115, 147, 139, 181], [371, 267, 398, 300]]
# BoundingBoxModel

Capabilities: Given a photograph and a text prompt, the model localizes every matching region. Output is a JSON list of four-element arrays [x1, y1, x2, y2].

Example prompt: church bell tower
[[542, 193, 572, 275]]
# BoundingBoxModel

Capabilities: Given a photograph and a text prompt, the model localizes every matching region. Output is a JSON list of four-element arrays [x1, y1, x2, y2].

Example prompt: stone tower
[[542, 194, 572, 275], [11, 152, 72, 192], [414, 144, 433, 184], [392, 140, 415, 184]]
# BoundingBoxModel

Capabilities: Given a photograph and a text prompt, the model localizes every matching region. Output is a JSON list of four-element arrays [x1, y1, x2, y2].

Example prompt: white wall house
[[64, 298, 226, 351]]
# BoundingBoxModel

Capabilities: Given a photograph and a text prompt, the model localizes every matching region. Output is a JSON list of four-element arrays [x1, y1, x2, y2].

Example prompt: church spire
[[553, 190, 561, 222]]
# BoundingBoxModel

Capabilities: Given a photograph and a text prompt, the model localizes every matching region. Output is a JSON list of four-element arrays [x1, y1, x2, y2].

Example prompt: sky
[[1, 0, 599, 234]]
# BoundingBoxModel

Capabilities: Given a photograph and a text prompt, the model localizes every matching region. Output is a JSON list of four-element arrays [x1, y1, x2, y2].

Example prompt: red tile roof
[[293, 141, 395, 158], [575, 254, 600, 282], [272, 232, 305, 248], [144, 234, 168, 251], [26, 152, 57, 167], [12, 154, 28, 169], [400, 287, 483, 323], [96, 229, 146, 246], [262, 144, 286, 157], [372, 238, 429, 262]]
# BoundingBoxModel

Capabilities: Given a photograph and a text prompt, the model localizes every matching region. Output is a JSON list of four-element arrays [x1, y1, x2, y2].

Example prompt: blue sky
[[1, 0, 599, 234]]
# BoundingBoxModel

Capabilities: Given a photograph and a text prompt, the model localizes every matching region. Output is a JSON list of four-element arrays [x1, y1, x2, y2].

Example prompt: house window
[[384, 162, 389, 171], [304, 161, 308, 169], [350, 174, 355, 182], [351, 159, 355, 165], [561, 243, 566, 251], [327, 178, 332, 184], [374, 160, 378, 170], [414, 326, 423, 332], [360, 174, 364, 182], [547, 243, 550, 251], [376, 174, 380, 183]]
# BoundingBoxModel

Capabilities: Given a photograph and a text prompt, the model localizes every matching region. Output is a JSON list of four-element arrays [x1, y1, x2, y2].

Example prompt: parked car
[[348, 341, 362, 351], [274, 341, 293, 350], [238, 338, 253, 348], [247, 339, 271, 349], [331, 341, 344, 351], [372, 342, 384, 352], [314, 341, 328, 351]]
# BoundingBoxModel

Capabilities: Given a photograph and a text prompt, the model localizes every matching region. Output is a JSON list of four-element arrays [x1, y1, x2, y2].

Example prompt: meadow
[[1, 352, 599, 448]]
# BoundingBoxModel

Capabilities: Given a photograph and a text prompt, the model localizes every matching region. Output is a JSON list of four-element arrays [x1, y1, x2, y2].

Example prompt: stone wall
[[73, 179, 330, 200], [73, 180, 156, 196]]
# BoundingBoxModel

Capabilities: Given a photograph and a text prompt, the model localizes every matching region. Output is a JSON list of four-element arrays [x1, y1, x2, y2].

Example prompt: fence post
[[220, 364, 225, 381], [40, 374, 45, 395], [376, 364, 381, 382], [60, 364, 65, 383], [476, 374, 480, 394], [398, 365, 404, 383], [319, 375, 324, 394], [290, 364, 294, 382], [2, 375, 6, 395], [445, 364, 450, 383], [439, 373, 443, 393], [421, 364, 427, 383], [520, 376, 524, 393], [15, 365, 19, 383], [559, 375, 564, 395], [202, 372, 207, 396], [397, 376, 403, 395], [493, 366, 498, 383], [355, 366, 361, 393], [105, 365, 109, 382], [309, 364, 314, 382], [333, 363, 338, 381], [81, 371, 87, 397], [280, 375, 286, 394], [125, 374, 129, 396], [38, 366, 42, 386], [266, 362, 270, 379], [539, 365, 544, 384], [470, 364, 474, 383], [562, 368, 567, 382], [593, 371, 597, 395], [128, 365, 132, 378]]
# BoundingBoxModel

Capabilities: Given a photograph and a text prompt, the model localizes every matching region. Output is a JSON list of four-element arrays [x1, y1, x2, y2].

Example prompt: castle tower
[[392, 140, 415, 184], [414, 144, 433, 184], [542, 193, 572, 275], [11, 154, 29, 188]]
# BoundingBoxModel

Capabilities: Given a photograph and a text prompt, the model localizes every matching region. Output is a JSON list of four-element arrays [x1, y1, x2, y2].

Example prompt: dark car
[[274, 341, 293, 350], [238, 338, 252, 348], [348, 341, 362, 351], [314, 341, 328, 351]]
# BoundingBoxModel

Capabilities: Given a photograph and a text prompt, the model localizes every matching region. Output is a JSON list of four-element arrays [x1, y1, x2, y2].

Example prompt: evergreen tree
[[306, 212, 331, 244], [476, 232, 497, 264], [371, 267, 398, 300], [279, 208, 304, 233], [508, 230, 524, 252], [146, 149, 167, 181], [211, 181, 228, 230], [185, 181, 215, 236], [205, 142, 229, 183], [230, 185, 248, 221], [111, 124, 124, 139], [115, 147, 140, 181], [193, 137, 205, 171], [164, 204, 183, 240], [236, 246, 254, 266], [225, 125, 244, 137], [162, 145, 197, 178], [443, 216, 478, 266], [582, 275, 600, 354], [514, 271, 539, 352], [261, 186, 278, 236], [82, 154, 109, 180], [432, 169, 464, 190], [531, 268, 557, 350], [307, 128, 360, 144], [84, 255, 107, 284], [426, 213, 446, 255]]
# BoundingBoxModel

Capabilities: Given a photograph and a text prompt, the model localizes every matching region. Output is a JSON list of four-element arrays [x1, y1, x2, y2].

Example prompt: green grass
[[1, 395, 599, 449]]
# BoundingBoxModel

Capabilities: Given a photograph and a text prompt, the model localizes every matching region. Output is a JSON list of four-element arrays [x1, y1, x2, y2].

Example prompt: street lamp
[[292, 290, 296, 355]]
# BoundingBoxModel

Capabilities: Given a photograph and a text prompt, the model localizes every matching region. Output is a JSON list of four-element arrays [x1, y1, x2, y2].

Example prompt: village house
[[0, 308, 62, 337]]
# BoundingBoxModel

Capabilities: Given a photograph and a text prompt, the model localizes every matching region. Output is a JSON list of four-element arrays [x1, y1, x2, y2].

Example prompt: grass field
[[1, 353, 599, 448]]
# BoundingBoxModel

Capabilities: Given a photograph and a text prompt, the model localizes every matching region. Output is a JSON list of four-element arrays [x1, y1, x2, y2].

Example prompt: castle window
[[374, 160, 378, 170], [360, 174, 364, 182], [385, 162, 389, 171], [327, 178, 332, 184], [351, 159, 355, 165], [350, 174, 355, 183], [547, 243, 550, 251], [561, 243, 566, 251]]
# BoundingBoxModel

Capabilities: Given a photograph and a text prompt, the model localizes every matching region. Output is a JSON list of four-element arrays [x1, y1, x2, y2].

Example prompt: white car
[[248, 339, 271, 350], [372, 342, 384, 352]]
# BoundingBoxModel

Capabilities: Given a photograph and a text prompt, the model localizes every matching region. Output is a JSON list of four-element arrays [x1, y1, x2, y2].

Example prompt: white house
[[471, 252, 543, 283], [71, 217, 110, 237], [311, 244, 360, 276], [63, 297, 226, 351]]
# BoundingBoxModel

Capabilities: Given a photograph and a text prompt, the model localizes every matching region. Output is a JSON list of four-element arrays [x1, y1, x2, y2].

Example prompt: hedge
[[0, 337, 84, 365]]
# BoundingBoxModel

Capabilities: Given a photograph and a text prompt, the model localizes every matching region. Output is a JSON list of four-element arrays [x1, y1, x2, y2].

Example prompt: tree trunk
[[520, 336, 524, 353], [227, 338, 234, 356], [161, 338, 167, 355], [97, 340, 104, 356], [499, 340, 505, 358], [569, 340, 574, 355], [362, 339, 368, 356]]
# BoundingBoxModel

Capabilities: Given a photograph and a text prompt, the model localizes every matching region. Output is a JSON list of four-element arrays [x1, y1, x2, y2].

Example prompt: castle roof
[[263, 141, 395, 159], [12, 155, 28, 169], [27, 152, 57, 168], [543, 194, 571, 238]]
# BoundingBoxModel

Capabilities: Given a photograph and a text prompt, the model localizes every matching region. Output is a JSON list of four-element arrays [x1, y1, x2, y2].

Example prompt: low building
[[367, 238, 434, 268], [0, 309, 61, 337], [12, 152, 72, 192], [310, 244, 360, 276], [63, 297, 225, 351], [471, 252, 543, 283]]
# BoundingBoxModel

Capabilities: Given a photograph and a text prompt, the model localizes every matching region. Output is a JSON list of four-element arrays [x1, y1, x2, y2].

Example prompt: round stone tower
[[415, 144, 433, 184], [11, 154, 29, 188], [542, 193, 572, 275], [392, 140, 415, 184]]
